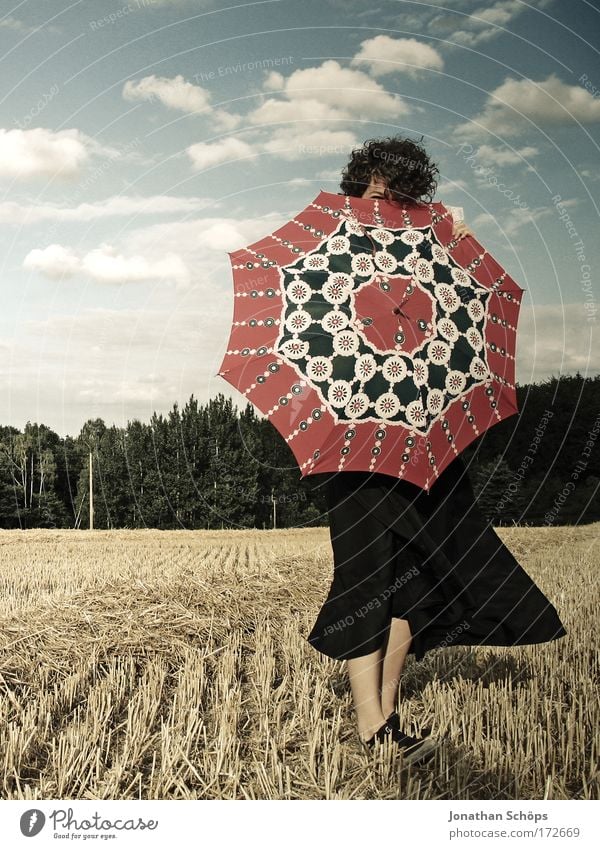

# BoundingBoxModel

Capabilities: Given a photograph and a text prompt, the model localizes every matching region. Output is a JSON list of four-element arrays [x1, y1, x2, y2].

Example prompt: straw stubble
[[0, 525, 596, 800]]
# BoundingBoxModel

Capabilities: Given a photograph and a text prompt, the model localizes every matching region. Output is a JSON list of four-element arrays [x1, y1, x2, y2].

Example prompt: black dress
[[307, 455, 567, 661]]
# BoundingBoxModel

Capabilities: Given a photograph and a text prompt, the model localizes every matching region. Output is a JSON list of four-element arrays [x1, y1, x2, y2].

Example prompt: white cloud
[[470, 0, 523, 25], [23, 244, 81, 279], [51, 212, 294, 296], [240, 58, 409, 161], [23, 242, 190, 285], [0, 127, 90, 179], [350, 35, 445, 78], [0, 16, 27, 29], [122, 73, 242, 131], [0, 15, 60, 34], [466, 143, 540, 166], [123, 59, 410, 169], [0, 194, 214, 224], [453, 73, 600, 141], [430, 0, 557, 48], [81, 245, 189, 284], [123, 74, 211, 112], [257, 59, 408, 120], [212, 110, 244, 132], [249, 95, 341, 126], [263, 71, 286, 91], [187, 136, 255, 169], [579, 168, 600, 183]]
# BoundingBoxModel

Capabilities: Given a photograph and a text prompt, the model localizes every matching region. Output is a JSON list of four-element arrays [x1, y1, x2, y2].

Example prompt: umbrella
[[216, 189, 523, 491]]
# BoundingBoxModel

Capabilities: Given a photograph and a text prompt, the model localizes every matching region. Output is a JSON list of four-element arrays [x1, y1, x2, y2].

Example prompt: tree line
[[0, 373, 597, 530]]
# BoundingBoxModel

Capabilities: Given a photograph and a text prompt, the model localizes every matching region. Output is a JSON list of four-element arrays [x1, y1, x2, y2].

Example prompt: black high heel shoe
[[360, 718, 437, 763], [386, 710, 432, 739]]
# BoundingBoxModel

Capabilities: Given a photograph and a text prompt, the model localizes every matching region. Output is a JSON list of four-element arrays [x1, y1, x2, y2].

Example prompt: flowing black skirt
[[307, 455, 567, 661]]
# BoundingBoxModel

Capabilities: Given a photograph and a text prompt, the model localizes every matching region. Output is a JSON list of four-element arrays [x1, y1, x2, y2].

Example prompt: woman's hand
[[452, 220, 474, 240]]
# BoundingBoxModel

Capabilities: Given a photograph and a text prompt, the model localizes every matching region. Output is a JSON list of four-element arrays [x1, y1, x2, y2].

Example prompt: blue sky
[[1, 0, 598, 437]]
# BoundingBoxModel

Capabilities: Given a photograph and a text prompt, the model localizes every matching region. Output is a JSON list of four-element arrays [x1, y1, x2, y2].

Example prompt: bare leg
[[380, 617, 412, 717], [346, 644, 386, 742]]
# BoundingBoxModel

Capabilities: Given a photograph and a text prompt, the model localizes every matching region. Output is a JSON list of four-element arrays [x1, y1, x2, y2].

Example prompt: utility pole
[[271, 486, 276, 529], [89, 451, 94, 530], [214, 440, 218, 524]]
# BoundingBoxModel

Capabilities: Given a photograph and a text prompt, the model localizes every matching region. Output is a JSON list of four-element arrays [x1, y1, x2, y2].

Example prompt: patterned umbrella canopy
[[217, 190, 523, 490]]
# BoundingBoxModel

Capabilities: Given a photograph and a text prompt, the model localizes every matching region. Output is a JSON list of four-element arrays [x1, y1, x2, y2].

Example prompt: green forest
[[0, 373, 598, 530]]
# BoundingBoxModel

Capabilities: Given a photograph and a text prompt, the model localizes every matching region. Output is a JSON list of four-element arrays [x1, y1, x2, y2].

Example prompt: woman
[[306, 136, 567, 762]]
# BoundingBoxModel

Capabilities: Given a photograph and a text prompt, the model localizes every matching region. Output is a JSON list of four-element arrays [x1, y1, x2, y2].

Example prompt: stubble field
[[0, 523, 597, 800]]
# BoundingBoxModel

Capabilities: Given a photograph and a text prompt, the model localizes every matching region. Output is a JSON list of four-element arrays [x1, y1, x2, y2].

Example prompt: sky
[[1, 0, 599, 438]]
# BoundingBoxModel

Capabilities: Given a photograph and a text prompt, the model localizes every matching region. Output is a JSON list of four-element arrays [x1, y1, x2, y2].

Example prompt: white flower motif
[[333, 330, 360, 356], [374, 250, 398, 273], [466, 327, 484, 351], [286, 279, 311, 304], [427, 338, 451, 365], [405, 399, 426, 426], [469, 357, 489, 380], [451, 267, 471, 286], [303, 253, 329, 271], [307, 356, 333, 382], [445, 369, 467, 395], [355, 353, 378, 382], [351, 252, 375, 277], [375, 392, 401, 419], [402, 252, 420, 274], [467, 297, 485, 322], [414, 257, 434, 283], [322, 273, 353, 304], [400, 230, 424, 246], [280, 339, 309, 361], [327, 234, 350, 255], [432, 244, 449, 265], [426, 388, 445, 415], [328, 379, 353, 408], [412, 359, 429, 386], [285, 309, 312, 334], [343, 218, 365, 236], [371, 228, 394, 245], [437, 317, 459, 342], [434, 282, 460, 313], [344, 392, 370, 418], [322, 309, 349, 333], [382, 356, 408, 383]]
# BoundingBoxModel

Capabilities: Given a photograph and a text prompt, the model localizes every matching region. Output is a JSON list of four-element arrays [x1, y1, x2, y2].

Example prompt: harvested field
[[0, 524, 597, 800]]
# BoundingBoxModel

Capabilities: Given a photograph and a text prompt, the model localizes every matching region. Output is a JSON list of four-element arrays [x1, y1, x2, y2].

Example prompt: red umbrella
[[216, 190, 523, 491]]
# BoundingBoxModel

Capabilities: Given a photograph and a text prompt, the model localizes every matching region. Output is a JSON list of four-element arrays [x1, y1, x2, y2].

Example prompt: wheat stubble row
[[0, 525, 596, 799]]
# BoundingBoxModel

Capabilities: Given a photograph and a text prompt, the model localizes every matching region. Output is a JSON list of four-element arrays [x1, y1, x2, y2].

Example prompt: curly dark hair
[[339, 135, 439, 204]]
